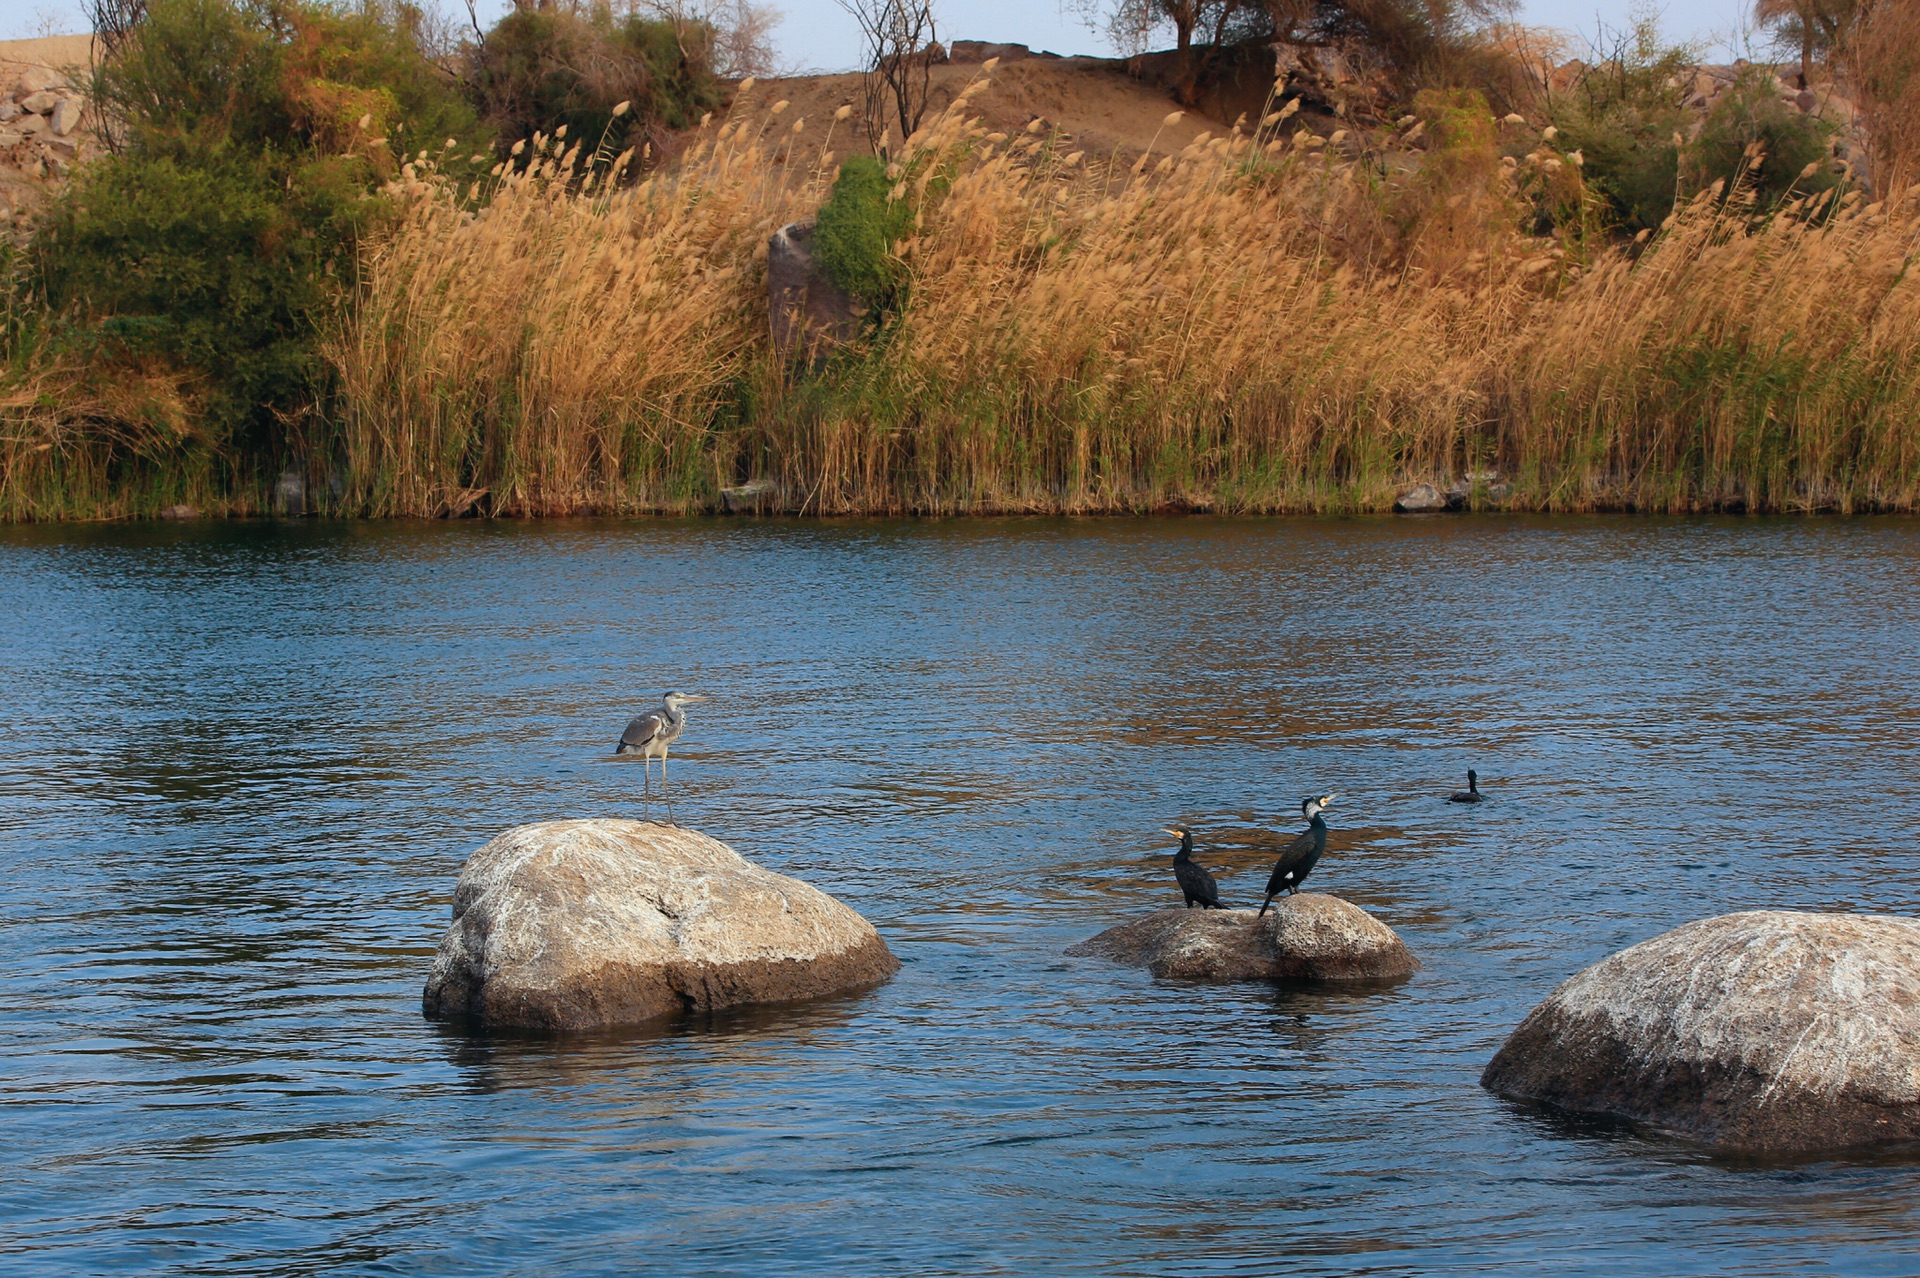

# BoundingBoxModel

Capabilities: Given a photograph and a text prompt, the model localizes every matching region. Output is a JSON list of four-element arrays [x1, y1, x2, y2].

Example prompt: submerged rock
[[423, 820, 898, 1032], [1482, 910, 1920, 1152], [1067, 894, 1418, 983]]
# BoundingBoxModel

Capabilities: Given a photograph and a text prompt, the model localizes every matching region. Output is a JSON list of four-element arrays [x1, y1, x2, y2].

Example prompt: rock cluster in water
[[1067, 894, 1418, 983], [423, 819, 898, 1031], [1482, 910, 1920, 1153]]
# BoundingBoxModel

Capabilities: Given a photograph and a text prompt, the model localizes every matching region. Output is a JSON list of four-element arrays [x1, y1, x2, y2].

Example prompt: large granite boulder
[[423, 820, 898, 1031], [767, 220, 863, 359], [1067, 894, 1418, 982], [1482, 910, 1920, 1152]]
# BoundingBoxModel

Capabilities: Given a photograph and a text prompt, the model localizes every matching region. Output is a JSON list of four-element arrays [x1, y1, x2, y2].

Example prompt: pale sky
[[0, 0, 1760, 72]]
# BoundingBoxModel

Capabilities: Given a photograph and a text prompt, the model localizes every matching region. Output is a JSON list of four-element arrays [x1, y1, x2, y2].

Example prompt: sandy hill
[[738, 50, 1227, 162]]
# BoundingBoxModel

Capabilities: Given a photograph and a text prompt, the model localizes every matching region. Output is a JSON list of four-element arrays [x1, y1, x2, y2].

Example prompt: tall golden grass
[[320, 74, 1920, 517], [7, 69, 1919, 518]]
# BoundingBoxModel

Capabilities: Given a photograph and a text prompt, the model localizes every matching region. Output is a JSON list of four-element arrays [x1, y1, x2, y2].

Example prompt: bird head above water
[[1301, 793, 1338, 820], [1162, 823, 1195, 851], [661, 692, 708, 711]]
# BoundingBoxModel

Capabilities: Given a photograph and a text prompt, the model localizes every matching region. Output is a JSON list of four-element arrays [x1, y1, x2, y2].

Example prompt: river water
[[4, 516, 1920, 1276]]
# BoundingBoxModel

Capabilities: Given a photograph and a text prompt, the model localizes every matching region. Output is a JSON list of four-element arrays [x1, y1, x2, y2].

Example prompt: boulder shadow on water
[[428, 989, 881, 1094], [1066, 893, 1419, 984]]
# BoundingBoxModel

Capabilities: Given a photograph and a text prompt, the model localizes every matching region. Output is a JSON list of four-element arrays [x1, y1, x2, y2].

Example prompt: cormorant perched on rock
[[1259, 794, 1338, 916], [1448, 770, 1484, 804], [1163, 824, 1226, 909]]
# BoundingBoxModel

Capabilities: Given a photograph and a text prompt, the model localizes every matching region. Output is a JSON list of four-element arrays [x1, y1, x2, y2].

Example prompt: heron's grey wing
[[621, 711, 666, 748]]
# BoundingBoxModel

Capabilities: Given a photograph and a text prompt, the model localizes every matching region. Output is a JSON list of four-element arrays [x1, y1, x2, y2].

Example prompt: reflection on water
[[5, 516, 1920, 1274]]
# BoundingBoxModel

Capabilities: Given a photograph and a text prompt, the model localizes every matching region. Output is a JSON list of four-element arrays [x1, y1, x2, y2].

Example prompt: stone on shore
[[767, 220, 863, 359], [1067, 893, 1418, 983], [1481, 910, 1920, 1152], [1393, 482, 1449, 513], [423, 819, 899, 1032]]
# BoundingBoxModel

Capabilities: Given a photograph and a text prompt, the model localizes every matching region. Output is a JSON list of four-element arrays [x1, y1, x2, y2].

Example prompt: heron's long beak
[[682, 695, 710, 702]]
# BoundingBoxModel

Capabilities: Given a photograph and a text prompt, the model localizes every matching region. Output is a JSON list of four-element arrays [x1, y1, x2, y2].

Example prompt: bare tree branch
[[834, 0, 938, 156]]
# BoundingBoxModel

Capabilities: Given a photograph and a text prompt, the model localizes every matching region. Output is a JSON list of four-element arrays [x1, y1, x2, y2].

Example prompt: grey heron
[[615, 691, 707, 823], [1164, 823, 1227, 909], [1448, 770, 1484, 803], [1259, 793, 1338, 915]]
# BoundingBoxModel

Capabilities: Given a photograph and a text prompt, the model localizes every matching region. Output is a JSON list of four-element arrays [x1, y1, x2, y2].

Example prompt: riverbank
[[4, 66, 1916, 522]]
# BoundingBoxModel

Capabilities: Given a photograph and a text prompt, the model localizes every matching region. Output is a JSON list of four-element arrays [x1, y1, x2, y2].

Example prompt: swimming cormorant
[[1259, 794, 1338, 916], [1163, 824, 1226, 909], [1448, 770, 1484, 803]]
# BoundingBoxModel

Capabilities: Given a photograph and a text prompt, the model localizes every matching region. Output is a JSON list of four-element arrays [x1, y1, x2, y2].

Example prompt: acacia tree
[[835, 0, 938, 154], [1755, 0, 1860, 82], [1080, 0, 1494, 105], [1100, 0, 1261, 102]]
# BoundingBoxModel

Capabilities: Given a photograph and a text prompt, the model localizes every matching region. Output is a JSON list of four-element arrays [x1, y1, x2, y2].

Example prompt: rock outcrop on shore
[[423, 820, 898, 1031], [768, 220, 862, 359], [1482, 910, 1920, 1153], [1067, 894, 1418, 983]]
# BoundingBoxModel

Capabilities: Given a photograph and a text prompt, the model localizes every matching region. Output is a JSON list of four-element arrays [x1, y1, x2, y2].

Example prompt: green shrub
[[812, 155, 915, 313], [467, 8, 722, 162], [33, 0, 489, 449], [1545, 22, 1693, 234], [1683, 67, 1838, 208], [36, 149, 363, 439]]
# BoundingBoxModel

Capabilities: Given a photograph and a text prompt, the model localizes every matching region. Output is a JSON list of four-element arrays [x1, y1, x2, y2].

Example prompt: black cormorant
[[1164, 824, 1226, 909], [1448, 769, 1484, 803], [1259, 794, 1337, 916]]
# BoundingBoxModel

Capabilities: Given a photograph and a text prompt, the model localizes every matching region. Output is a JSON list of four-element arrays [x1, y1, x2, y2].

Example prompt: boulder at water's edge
[[423, 820, 898, 1031], [1481, 910, 1920, 1152], [1067, 894, 1418, 982]]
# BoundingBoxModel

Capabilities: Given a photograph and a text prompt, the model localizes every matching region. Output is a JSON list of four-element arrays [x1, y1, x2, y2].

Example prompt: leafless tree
[[84, 0, 147, 58], [835, 0, 938, 155], [630, 0, 788, 78], [706, 0, 786, 76]]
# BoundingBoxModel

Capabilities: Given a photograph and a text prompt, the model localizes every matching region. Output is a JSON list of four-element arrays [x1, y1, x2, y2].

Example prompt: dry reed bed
[[13, 71, 1915, 519], [330, 76, 1920, 516]]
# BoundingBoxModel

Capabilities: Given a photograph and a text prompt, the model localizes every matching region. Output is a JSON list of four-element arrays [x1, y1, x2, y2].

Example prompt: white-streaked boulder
[[1482, 910, 1920, 1152], [423, 820, 898, 1031]]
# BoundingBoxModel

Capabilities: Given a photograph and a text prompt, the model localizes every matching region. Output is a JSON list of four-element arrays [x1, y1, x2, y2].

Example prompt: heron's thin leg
[[663, 748, 674, 825], [641, 752, 652, 819]]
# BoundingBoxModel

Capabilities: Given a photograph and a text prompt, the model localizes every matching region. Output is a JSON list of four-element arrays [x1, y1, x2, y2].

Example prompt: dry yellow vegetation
[[318, 67, 1920, 518]]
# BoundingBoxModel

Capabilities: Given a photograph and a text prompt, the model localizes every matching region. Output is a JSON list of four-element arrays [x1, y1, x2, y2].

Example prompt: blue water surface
[[3, 515, 1920, 1276]]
